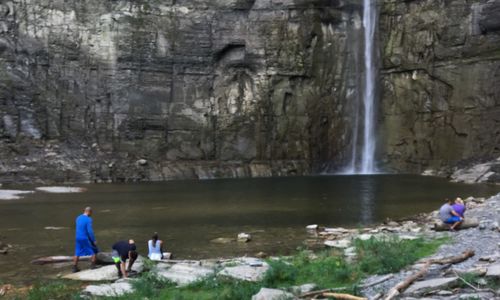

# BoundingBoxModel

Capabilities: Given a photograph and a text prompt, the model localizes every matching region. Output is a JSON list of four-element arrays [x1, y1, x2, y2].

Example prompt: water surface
[[0, 175, 498, 283]]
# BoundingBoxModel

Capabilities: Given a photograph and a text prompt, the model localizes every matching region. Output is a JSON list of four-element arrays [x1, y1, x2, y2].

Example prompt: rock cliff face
[[0, 0, 499, 183], [0, 0, 364, 182], [379, 0, 500, 173]]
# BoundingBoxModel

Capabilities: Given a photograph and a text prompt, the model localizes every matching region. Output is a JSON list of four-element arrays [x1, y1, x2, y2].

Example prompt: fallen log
[[31, 252, 114, 265], [299, 287, 351, 299], [433, 218, 479, 231], [426, 249, 475, 265], [322, 293, 367, 300], [384, 250, 475, 300]]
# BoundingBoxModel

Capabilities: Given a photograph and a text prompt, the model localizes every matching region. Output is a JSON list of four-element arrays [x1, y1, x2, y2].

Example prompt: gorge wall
[[0, 0, 499, 183], [0, 0, 364, 182], [379, 0, 500, 174]]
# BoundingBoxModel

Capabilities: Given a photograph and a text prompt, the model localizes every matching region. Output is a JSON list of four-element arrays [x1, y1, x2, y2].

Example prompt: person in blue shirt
[[72, 207, 99, 272]]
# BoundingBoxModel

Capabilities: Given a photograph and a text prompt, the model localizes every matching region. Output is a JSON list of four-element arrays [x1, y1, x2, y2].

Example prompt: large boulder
[[82, 279, 134, 297], [218, 258, 269, 282], [154, 263, 214, 286]]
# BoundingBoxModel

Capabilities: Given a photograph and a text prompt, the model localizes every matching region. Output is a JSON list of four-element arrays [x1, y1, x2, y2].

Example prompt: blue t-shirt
[[75, 214, 95, 242]]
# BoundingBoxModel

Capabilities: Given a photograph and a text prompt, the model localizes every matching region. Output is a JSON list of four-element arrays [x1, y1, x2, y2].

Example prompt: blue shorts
[[75, 239, 99, 256], [444, 216, 461, 224]]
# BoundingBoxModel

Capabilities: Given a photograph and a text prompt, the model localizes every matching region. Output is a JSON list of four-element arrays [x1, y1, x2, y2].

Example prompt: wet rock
[[136, 159, 148, 166], [251, 288, 294, 300], [405, 277, 458, 295], [0, 189, 34, 200], [35, 187, 86, 193], [210, 237, 235, 244], [237, 233, 251, 243], [155, 263, 214, 286], [82, 279, 134, 297]]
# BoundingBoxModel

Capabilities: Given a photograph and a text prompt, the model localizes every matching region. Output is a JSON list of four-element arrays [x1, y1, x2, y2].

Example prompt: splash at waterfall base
[[6, 193, 500, 299]]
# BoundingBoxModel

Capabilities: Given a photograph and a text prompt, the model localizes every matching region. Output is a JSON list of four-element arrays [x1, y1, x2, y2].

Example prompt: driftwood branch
[[425, 250, 475, 265], [384, 250, 475, 300], [433, 219, 478, 231], [299, 287, 349, 298], [321, 293, 367, 300]]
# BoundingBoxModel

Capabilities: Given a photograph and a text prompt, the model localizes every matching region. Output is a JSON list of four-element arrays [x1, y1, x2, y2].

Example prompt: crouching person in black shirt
[[111, 239, 138, 278]]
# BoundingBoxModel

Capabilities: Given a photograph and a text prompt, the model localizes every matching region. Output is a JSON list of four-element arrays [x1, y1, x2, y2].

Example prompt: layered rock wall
[[0, 0, 363, 182], [379, 0, 500, 173]]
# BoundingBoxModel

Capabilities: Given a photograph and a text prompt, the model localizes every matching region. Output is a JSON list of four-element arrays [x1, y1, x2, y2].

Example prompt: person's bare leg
[[72, 256, 80, 272], [127, 256, 137, 272], [451, 221, 462, 230]]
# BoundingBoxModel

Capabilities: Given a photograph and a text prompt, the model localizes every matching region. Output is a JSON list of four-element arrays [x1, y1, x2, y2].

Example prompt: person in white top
[[148, 232, 164, 261]]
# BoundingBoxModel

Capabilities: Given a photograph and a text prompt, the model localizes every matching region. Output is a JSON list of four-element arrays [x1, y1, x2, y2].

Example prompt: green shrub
[[355, 237, 447, 274], [263, 260, 297, 287]]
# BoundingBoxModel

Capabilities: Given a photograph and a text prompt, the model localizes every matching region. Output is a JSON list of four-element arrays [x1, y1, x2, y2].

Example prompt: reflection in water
[[359, 176, 376, 224]]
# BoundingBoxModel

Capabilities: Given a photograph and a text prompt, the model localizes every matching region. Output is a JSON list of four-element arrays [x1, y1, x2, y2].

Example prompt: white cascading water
[[360, 0, 377, 174], [343, 0, 377, 175]]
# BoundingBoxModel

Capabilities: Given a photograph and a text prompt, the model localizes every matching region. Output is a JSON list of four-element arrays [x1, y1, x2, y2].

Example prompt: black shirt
[[112, 241, 135, 261]]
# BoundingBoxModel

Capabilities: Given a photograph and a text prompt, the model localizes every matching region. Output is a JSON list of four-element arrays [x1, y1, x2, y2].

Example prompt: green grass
[[23, 280, 82, 300], [355, 236, 449, 274]]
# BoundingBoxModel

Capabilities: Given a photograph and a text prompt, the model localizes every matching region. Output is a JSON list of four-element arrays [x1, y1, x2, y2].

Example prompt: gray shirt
[[439, 203, 453, 222]]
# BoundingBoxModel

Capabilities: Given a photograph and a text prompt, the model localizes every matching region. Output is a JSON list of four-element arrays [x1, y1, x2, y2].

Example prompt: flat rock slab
[[155, 263, 214, 286], [405, 277, 458, 294], [324, 239, 351, 248], [486, 263, 500, 277], [218, 264, 270, 282], [64, 258, 144, 281], [82, 279, 134, 297], [251, 288, 294, 300]]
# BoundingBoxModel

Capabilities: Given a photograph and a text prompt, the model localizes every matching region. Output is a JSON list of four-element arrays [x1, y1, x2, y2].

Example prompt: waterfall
[[344, 0, 378, 174], [360, 0, 377, 174]]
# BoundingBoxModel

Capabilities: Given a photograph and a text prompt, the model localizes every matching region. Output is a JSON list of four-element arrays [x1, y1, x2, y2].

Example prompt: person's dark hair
[[152, 232, 159, 246]]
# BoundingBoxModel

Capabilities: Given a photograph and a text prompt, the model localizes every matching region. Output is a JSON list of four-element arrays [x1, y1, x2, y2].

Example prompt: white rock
[[136, 159, 147, 166], [237, 233, 251, 242], [155, 263, 214, 286], [290, 283, 316, 295], [486, 263, 500, 278], [405, 277, 458, 294], [35, 186, 86, 193], [306, 224, 318, 230], [218, 263, 269, 282], [83, 279, 134, 297], [324, 239, 351, 248], [251, 288, 294, 300], [358, 234, 373, 241], [0, 190, 34, 200], [64, 258, 144, 281]]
